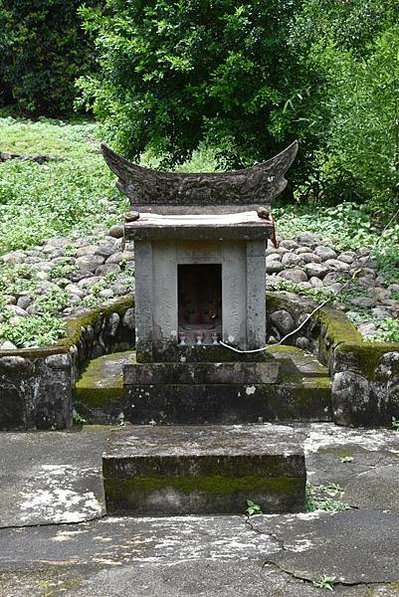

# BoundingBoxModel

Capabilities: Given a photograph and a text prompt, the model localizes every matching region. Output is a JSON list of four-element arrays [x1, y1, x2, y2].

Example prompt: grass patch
[[0, 117, 129, 255]]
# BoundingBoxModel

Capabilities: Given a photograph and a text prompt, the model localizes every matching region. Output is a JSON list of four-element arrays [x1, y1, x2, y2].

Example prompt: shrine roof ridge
[[101, 141, 298, 207]]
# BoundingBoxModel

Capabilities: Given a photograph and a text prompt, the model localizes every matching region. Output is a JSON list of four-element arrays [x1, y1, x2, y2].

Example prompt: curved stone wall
[[266, 291, 399, 426], [1, 291, 398, 430], [0, 297, 134, 430]]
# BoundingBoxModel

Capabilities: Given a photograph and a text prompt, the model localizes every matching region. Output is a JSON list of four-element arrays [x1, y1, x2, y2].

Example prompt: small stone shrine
[[101, 142, 307, 515], [102, 142, 298, 420]]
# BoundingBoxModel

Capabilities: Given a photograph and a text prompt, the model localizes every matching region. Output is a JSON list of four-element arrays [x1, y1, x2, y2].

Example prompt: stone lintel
[[125, 221, 273, 242]]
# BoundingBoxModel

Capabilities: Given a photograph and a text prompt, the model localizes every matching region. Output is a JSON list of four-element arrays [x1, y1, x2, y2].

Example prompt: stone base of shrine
[[123, 358, 332, 424], [102, 424, 306, 515]]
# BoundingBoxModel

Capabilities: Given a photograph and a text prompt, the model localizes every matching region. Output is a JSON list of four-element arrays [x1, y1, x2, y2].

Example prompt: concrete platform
[[0, 427, 109, 527], [124, 378, 332, 424], [124, 360, 281, 385], [102, 424, 306, 515], [2, 424, 399, 595], [124, 346, 332, 424], [74, 347, 332, 424]]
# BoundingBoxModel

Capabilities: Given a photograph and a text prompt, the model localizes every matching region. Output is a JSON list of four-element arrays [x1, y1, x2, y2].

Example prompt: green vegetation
[[0, 266, 68, 347], [273, 203, 399, 344], [0, 118, 132, 348], [0, 312, 64, 348], [392, 417, 399, 431], [293, 0, 399, 218], [339, 456, 354, 464], [245, 499, 263, 517], [0, 117, 128, 254], [76, 0, 399, 218], [78, 0, 320, 181], [0, 0, 100, 116], [306, 483, 350, 512], [1, 1, 399, 218], [370, 319, 399, 344], [274, 202, 399, 253], [72, 409, 87, 426], [312, 575, 336, 591]]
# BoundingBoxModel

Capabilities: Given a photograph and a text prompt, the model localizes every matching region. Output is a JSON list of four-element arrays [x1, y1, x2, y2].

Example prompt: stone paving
[[1, 423, 399, 595]]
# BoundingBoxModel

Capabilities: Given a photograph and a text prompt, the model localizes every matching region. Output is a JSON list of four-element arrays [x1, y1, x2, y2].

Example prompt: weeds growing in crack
[[312, 575, 336, 591], [306, 483, 350, 512]]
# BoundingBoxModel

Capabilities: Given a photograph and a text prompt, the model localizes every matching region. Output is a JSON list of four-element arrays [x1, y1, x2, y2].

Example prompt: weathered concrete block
[[124, 361, 280, 385], [124, 379, 332, 424], [0, 356, 34, 430], [75, 351, 133, 424], [103, 424, 306, 515]]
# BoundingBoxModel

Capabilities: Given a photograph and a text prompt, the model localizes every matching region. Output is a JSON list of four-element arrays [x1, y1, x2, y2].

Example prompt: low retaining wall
[[267, 291, 399, 426], [0, 297, 134, 430], [1, 291, 398, 430]]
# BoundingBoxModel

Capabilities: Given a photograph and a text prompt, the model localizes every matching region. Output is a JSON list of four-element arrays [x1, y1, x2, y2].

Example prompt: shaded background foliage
[[0, 0, 100, 116], [77, 0, 323, 184], [0, 0, 398, 219]]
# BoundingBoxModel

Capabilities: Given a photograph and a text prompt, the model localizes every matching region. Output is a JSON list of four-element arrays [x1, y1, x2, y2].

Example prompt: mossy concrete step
[[74, 346, 332, 424], [124, 360, 281, 385], [124, 377, 332, 424], [103, 424, 306, 515], [74, 351, 134, 424], [124, 346, 332, 424]]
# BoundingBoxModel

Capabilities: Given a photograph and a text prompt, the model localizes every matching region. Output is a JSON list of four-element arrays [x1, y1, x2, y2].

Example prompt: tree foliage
[[0, 0, 100, 116], [291, 0, 399, 216], [323, 29, 399, 215], [78, 0, 322, 175]]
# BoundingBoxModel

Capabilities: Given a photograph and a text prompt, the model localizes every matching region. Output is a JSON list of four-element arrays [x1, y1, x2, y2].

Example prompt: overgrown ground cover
[[0, 116, 129, 253], [0, 118, 398, 347], [275, 203, 399, 342]]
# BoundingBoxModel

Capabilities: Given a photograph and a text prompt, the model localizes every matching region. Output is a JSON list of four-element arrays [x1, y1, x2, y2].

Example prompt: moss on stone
[[104, 474, 303, 496], [265, 290, 399, 386], [266, 345, 328, 376], [314, 307, 363, 346], [64, 296, 134, 348], [335, 342, 399, 381], [74, 350, 134, 408]]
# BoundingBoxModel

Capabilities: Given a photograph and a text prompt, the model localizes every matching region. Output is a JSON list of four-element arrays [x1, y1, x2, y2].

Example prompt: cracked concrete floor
[[1, 423, 399, 596]]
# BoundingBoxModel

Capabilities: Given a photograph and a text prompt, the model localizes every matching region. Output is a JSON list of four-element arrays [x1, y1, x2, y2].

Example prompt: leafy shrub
[[0, 0, 101, 116], [0, 313, 65, 348], [321, 28, 399, 218], [78, 0, 322, 182], [293, 0, 398, 57], [292, 2, 399, 218]]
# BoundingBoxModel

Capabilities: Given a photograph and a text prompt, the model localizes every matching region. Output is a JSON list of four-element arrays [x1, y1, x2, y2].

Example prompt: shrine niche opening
[[178, 264, 222, 345]]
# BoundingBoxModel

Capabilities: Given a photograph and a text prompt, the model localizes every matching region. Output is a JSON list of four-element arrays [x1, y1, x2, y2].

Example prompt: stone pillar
[[134, 241, 153, 360], [246, 240, 266, 350]]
